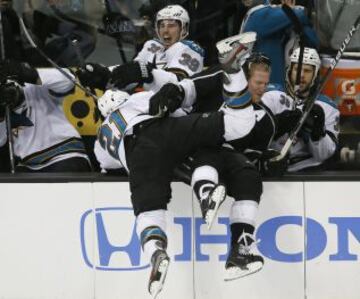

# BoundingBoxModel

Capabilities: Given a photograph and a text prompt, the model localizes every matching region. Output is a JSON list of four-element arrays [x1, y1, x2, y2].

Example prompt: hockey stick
[[272, 15, 360, 162], [282, 3, 305, 100], [0, 10, 16, 173], [17, 17, 99, 101], [71, 38, 99, 98]]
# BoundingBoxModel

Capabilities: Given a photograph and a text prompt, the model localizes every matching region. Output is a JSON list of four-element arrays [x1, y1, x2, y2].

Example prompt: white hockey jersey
[[0, 68, 89, 170], [134, 39, 204, 92], [261, 87, 339, 171], [135, 39, 204, 76], [96, 81, 199, 172]]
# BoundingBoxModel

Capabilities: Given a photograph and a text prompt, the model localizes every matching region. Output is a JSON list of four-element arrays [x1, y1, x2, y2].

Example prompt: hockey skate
[[224, 232, 264, 281], [199, 184, 226, 230], [216, 32, 257, 72], [148, 249, 170, 299]]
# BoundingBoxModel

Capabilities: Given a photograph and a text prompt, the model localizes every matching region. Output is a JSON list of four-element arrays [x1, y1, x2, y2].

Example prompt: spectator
[[240, 0, 319, 86]]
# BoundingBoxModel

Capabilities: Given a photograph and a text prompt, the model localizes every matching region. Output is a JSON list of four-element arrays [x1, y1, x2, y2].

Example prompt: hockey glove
[[0, 60, 39, 85], [261, 149, 288, 177], [275, 108, 302, 138], [110, 61, 154, 89], [303, 104, 325, 141], [0, 81, 24, 109], [76, 63, 111, 91], [149, 83, 185, 116]]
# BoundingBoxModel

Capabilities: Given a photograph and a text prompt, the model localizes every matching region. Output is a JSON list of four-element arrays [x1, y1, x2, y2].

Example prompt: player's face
[[290, 63, 315, 94], [248, 69, 270, 102], [158, 20, 181, 48]]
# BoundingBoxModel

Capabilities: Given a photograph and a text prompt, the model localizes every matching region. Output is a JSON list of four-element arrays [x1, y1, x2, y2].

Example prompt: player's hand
[[109, 61, 153, 89], [275, 108, 302, 138], [0, 81, 24, 109], [149, 83, 185, 116], [303, 104, 325, 141], [283, 0, 296, 8], [0, 60, 39, 85], [261, 149, 288, 177], [76, 63, 110, 91]]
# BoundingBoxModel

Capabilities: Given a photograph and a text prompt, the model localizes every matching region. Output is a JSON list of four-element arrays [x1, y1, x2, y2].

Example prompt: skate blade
[[205, 185, 226, 230], [224, 261, 263, 281], [150, 259, 170, 299]]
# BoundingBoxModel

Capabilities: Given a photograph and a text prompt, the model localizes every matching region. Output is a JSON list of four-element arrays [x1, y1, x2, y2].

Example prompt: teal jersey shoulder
[[181, 40, 205, 57], [317, 94, 338, 109]]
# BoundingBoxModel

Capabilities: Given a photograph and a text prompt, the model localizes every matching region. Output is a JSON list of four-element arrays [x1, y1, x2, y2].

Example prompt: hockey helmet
[[155, 5, 190, 41], [97, 89, 129, 117], [286, 47, 321, 98]]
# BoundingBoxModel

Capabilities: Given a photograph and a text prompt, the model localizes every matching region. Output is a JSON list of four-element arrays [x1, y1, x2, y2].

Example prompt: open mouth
[[162, 37, 172, 43]]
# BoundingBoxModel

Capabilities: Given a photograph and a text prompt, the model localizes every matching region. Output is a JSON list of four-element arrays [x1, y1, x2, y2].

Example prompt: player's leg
[[124, 127, 173, 298], [190, 149, 226, 229], [221, 148, 264, 281], [136, 210, 170, 299]]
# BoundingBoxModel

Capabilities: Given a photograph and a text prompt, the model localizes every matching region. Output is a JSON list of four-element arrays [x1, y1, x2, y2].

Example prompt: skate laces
[[237, 232, 261, 255]]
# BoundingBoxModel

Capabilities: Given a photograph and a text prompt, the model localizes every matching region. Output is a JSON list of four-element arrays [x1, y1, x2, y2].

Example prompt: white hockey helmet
[[286, 47, 321, 97], [97, 89, 129, 118], [290, 47, 321, 76], [155, 5, 190, 41]]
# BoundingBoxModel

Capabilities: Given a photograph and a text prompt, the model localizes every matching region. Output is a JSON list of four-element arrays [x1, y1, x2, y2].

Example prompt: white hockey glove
[[216, 32, 257, 73]]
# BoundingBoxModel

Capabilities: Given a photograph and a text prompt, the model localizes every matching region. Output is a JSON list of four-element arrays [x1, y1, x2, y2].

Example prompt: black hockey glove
[[0, 81, 24, 116], [76, 63, 111, 91], [109, 61, 154, 89], [261, 149, 288, 177], [149, 83, 185, 116], [303, 104, 325, 141], [275, 108, 302, 138], [0, 60, 39, 85]]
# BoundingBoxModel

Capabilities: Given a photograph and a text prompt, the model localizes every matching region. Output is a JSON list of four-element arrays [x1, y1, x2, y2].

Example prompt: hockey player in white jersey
[[262, 47, 340, 171], [92, 33, 272, 294], [76, 5, 204, 94], [0, 60, 91, 171], [94, 87, 225, 298]]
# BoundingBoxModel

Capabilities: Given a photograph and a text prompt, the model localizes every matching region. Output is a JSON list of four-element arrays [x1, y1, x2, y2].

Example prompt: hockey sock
[[230, 223, 255, 246], [136, 209, 167, 260], [229, 200, 259, 245], [141, 226, 168, 262]]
